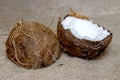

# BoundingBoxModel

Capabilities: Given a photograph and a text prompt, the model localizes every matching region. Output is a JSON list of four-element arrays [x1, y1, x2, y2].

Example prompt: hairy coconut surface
[[6, 20, 61, 69], [57, 9, 112, 59]]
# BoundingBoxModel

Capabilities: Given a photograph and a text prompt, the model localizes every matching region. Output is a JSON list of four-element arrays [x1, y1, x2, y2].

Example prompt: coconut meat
[[61, 16, 110, 41]]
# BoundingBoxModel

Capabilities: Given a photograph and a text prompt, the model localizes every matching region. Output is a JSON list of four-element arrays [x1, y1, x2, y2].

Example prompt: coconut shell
[[57, 10, 112, 59], [6, 20, 61, 69]]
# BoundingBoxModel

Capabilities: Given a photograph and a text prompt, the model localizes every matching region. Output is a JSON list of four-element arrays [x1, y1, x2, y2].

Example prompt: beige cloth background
[[0, 0, 120, 80]]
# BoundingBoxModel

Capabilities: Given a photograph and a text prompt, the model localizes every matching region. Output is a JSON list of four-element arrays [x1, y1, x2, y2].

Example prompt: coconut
[[57, 9, 112, 59], [6, 20, 61, 69]]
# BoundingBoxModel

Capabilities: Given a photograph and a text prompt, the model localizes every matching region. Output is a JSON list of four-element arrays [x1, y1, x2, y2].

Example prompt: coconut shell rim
[[59, 16, 112, 43]]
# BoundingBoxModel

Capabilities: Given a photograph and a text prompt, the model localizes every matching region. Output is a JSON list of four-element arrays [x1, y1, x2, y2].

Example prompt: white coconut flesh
[[61, 16, 110, 41]]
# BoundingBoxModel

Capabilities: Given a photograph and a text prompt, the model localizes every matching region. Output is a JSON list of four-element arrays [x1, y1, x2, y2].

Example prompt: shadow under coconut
[[93, 46, 113, 60]]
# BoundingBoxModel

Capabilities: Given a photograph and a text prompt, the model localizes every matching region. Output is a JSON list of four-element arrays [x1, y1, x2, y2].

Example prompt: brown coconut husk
[[68, 8, 89, 20], [57, 9, 112, 59], [6, 19, 61, 69]]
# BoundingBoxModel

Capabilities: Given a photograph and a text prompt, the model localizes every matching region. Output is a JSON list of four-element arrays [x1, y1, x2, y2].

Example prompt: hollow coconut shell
[[57, 9, 112, 59], [6, 20, 61, 69]]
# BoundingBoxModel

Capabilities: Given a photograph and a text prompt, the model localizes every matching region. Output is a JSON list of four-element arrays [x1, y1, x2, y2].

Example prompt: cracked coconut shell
[[57, 9, 112, 59], [6, 20, 61, 69]]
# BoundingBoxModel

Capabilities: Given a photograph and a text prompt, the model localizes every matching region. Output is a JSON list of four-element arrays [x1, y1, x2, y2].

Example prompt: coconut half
[[6, 20, 61, 69], [57, 9, 112, 59]]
